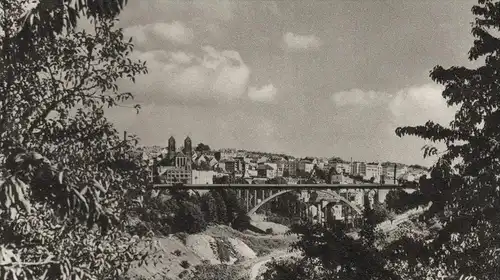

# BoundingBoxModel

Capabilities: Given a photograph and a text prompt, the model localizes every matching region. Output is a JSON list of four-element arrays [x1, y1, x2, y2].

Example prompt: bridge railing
[[149, 183, 413, 190]]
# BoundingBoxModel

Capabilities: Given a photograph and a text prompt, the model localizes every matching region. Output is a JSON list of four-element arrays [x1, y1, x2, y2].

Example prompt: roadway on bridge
[[151, 183, 413, 190]]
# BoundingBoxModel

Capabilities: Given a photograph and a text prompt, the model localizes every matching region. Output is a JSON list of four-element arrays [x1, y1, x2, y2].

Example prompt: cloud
[[248, 84, 278, 102], [129, 46, 250, 103], [283, 32, 322, 51], [169, 51, 194, 64], [330, 89, 382, 107], [389, 83, 456, 127], [124, 21, 194, 46]]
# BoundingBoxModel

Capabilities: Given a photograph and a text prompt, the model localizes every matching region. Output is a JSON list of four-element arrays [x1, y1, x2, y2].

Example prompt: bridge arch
[[247, 189, 362, 216]]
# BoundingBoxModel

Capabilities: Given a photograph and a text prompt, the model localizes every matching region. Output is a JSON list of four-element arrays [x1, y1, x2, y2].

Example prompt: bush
[[232, 213, 252, 231], [215, 237, 232, 263], [189, 264, 244, 280], [180, 260, 191, 269], [172, 249, 183, 256]]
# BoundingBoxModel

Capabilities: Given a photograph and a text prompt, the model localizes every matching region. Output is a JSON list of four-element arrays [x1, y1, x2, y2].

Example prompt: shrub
[[215, 237, 232, 263], [189, 264, 243, 280], [180, 260, 191, 269], [232, 213, 252, 231], [172, 249, 183, 256]]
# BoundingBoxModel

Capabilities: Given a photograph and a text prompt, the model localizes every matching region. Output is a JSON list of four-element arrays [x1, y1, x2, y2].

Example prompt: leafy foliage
[[5, 0, 130, 63], [0, 1, 157, 279], [210, 190, 228, 224], [174, 201, 207, 234], [391, 0, 500, 278], [195, 143, 211, 153], [188, 264, 246, 280], [264, 221, 399, 280], [200, 192, 218, 224]]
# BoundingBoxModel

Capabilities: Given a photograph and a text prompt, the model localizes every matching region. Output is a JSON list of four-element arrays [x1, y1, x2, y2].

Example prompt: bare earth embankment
[[128, 222, 296, 280]]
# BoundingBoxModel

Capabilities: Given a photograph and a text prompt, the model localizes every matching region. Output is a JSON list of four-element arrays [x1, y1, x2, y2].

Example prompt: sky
[[104, 0, 479, 166]]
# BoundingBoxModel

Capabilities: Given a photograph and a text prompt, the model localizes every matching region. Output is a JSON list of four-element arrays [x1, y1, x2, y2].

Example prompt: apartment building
[[365, 162, 382, 182], [257, 163, 276, 178], [192, 170, 215, 184], [350, 162, 366, 177], [332, 163, 351, 174], [298, 160, 314, 173]]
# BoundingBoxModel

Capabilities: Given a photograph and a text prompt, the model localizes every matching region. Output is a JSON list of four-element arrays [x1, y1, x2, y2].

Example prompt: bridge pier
[[246, 190, 250, 212], [253, 189, 257, 208], [317, 202, 322, 225]]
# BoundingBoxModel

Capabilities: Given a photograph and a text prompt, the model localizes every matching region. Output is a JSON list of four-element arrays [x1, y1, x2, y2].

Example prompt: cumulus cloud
[[283, 32, 322, 51], [124, 21, 194, 46], [389, 83, 456, 127], [129, 45, 250, 102], [169, 51, 194, 64], [248, 84, 278, 102], [330, 89, 382, 107]]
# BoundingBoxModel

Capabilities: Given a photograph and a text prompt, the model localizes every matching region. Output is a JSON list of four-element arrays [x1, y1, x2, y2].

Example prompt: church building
[[156, 136, 193, 184]]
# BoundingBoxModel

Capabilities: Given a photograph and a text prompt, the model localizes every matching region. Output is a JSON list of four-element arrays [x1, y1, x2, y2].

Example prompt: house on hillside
[[257, 156, 268, 164], [257, 163, 276, 178]]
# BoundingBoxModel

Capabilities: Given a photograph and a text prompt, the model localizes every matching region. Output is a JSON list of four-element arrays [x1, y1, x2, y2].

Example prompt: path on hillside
[[246, 207, 426, 280], [240, 249, 301, 280]]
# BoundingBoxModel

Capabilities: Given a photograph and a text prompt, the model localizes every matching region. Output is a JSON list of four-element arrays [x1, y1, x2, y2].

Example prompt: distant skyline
[[104, 0, 478, 166]]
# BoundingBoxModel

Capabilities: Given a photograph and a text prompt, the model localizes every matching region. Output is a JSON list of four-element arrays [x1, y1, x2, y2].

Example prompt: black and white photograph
[[0, 1, 495, 279]]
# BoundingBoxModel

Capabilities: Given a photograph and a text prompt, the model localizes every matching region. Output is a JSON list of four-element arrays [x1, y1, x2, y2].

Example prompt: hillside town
[[135, 136, 429, 186]]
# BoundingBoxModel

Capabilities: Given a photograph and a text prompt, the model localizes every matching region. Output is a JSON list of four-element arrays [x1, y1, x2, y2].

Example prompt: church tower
[[168, 136, 176, 160], [184, 136, 192, 158]]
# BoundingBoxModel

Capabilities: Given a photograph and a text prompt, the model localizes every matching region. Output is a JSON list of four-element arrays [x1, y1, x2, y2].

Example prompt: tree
[[200, 192, 218, 224], [394, 1, 500, 278], [195, 143, 211, 153], [4, 0, 130, 62], [210, 190, 228, 224], [264, 221, 399, 280], [219, 189, 244, 225], [174, 201, 207, 234], [0, 1, 156, 279]]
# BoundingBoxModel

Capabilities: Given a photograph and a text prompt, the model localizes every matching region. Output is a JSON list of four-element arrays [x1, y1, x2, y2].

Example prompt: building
[[224, 159, 237, 173], [284, 160, 299, 177], [276, 160, 286, 177], [330, 174, 354, 184], [350, 162, 366, 177], [257, 163, 276, 178], [156, 136, 193, 184], [332, 163, 351, 174], [381, 164, 408, 183], [298, 160, 314, 174], [257, 156, 268, 164], [365, 162, 382, 182], [192, 170, 215, 184]]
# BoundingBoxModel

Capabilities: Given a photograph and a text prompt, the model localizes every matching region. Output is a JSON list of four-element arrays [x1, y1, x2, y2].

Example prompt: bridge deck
[[151, 183, 414, 190]]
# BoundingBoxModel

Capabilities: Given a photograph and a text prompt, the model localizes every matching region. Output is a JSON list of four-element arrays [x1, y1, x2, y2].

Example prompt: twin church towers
[[166, 136, 193, 160]]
